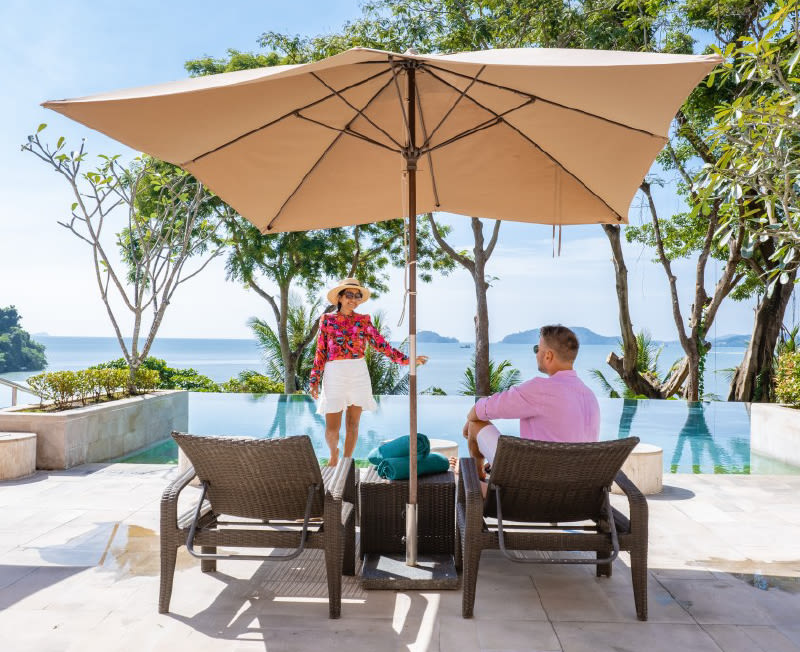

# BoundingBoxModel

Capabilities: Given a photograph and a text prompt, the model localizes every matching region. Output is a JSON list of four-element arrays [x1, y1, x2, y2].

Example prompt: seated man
[[462, 325, 600, 481]]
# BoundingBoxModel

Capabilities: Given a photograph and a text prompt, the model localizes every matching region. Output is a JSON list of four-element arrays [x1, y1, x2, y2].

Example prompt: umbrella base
[[360, 553, 458, 590]]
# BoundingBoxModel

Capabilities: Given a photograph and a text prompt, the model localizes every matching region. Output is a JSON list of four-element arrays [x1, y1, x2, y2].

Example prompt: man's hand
[[310, 385, 319, 400]]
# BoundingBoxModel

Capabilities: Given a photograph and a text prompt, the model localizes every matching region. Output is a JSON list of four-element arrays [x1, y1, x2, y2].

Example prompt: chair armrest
[[160, 465, 198, 530], [458, 456, 484, 512], [613, 470, 648, 534]]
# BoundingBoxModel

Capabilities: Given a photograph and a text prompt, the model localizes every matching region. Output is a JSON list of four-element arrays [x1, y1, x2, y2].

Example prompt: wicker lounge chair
[[456, 436, 648, 620], [160, 432, 357, 618]]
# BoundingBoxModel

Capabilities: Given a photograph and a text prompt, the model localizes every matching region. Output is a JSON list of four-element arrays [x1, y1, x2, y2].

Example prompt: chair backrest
[[173, 432, 325, 520], [485, 436, 639, 523]]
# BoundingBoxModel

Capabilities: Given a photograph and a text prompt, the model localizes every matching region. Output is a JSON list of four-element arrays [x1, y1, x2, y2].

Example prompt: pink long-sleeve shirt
[[474, 370, 600, 443]]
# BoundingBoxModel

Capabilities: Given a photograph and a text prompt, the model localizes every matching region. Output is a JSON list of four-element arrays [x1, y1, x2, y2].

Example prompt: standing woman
[[309, 278, 428, 466]]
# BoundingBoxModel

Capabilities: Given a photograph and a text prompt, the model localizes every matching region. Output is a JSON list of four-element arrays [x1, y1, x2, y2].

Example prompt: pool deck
[[1, 464, 799, 651]]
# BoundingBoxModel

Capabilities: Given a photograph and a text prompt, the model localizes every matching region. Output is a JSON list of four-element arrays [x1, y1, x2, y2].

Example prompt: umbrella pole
[[405, 63, 418, 567]]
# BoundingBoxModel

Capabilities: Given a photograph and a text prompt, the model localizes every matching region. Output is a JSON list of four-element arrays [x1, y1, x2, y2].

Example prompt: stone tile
[[703, 625, 800, 652], [656, 577, 774, 625], [554, 622, 721, 652], [476, 620, 560, 651]]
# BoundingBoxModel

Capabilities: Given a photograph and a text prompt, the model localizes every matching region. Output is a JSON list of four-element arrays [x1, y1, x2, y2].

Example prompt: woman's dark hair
[[337, 289, 344, 312]]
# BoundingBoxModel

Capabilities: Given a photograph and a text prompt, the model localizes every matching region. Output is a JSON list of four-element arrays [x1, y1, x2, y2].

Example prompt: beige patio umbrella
[[44, 46, 720, 565]]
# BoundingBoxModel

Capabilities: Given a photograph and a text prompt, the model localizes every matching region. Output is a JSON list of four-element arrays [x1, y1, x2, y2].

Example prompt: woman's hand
[[310, 385, 319, 400], [415, 355, 429, 366]]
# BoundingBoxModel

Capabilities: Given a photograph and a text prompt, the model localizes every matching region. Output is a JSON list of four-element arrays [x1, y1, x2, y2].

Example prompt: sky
[[0, 0, 773, 343]]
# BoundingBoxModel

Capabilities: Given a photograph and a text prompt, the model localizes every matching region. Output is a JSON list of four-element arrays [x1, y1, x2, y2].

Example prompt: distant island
[[417, 330, 459, 343], [500, 327, 619, 345], [710, 334, 750, 347]]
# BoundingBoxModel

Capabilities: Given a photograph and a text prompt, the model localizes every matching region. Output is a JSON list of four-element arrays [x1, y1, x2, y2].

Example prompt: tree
[[699, 0, 800, 400], [22, 129, 228, 391], [248, 293, 321, 391], [0, 306, 46, 373]]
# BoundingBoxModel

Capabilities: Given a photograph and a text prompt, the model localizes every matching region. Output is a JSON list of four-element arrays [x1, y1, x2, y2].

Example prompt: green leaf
[[780, 272, 790, 284], [37, 123, 46, 133], [70, 202, 78, 212]]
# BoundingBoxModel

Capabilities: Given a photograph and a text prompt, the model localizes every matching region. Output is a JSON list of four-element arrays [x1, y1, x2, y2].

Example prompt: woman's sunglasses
[[342, 291, 362, 300]]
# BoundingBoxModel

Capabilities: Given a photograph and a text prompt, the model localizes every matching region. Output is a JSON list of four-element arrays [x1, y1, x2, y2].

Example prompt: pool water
[[119, 394, 800, 474]]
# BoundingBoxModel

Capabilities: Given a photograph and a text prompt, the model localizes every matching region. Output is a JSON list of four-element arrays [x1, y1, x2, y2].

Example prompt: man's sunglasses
[[342, 291, 362, 300], [532, 344, 539, 354]]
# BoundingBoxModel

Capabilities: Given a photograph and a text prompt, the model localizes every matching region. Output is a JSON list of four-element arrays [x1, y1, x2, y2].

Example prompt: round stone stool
[[612, 442, 663, 495], [0, 432, 37, 481], [428, 438, 459, 460]]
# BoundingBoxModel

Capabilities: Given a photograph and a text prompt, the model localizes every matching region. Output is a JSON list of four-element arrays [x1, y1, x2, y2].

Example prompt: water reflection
[[610, 399, 751, 474], [669, 403, 749, 474], [122, 394, 783, 474]]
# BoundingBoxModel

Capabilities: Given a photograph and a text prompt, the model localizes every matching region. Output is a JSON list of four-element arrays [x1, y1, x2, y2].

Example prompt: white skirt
[[316, 358, 378, 415]]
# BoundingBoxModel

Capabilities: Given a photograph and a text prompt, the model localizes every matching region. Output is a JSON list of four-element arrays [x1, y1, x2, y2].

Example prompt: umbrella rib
[[186, 67, 393, 165], [423, 62, 664, 140], [421, 65, 486, 150], [389, 60, 413, 149], [310, 72, 403, 150], [265, 70, 403, 232], [503, 118, 624, 222], [414, 85, 441, 208], [294, 112, 399, 154], [422, 68, 623, 220], [419, 99, 534, 155]]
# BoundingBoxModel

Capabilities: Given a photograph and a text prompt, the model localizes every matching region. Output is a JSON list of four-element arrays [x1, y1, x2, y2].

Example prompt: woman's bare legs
[[343, 405, 363, 458], [325, 411, 343, 466]]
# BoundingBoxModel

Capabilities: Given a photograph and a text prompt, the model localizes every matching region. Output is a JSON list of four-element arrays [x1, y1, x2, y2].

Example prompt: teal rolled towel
[[367, 433, 431, 465], [376, 452, 450, 480]]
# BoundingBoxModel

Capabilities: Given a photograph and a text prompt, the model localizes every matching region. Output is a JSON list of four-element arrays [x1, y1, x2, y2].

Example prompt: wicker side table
[[359, 467, 455, 556]]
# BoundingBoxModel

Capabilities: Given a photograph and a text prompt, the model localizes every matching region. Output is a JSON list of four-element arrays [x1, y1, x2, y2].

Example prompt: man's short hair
[[540, 325, 579, 363]]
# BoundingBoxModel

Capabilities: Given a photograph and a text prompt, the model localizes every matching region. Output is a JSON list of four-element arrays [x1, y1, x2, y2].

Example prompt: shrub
[[775, 352, 800, 406], [219, 370, 284, 393], [91, 357, 218, 392]]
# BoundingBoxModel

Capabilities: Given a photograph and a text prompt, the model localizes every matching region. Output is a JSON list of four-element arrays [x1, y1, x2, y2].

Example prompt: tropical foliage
[[0, 306, 46, 373], [591, 331, 676, 399], [248, 293, 321, 391], [460, 355, 521, 397], [92, 357, 219, 392], [26, 367, 160, 411], [364, 311, 409, 395]]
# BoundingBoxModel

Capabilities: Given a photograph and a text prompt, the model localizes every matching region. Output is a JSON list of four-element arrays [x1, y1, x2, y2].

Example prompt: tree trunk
[[728, 273, 796, 401], [602, 224, 664, 398], [472, 218, 491, 397]]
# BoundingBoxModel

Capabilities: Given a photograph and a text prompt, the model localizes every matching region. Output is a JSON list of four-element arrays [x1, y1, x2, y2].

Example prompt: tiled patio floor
[[1, 464, 799, 651]]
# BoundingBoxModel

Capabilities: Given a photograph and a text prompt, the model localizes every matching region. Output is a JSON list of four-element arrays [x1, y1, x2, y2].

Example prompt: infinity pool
[[121, 394, 800, 474]]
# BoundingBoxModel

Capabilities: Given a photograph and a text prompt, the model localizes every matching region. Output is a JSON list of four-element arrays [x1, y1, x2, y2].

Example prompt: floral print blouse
[[309, 312, 409, 388]]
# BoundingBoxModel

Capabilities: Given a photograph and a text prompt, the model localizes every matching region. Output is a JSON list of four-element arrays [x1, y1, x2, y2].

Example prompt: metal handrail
[[0, 377, 42, 407]]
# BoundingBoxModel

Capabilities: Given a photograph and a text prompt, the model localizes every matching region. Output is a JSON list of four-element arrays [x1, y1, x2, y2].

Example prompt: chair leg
[[343, 516, 356, 576], [324, 538, 344, 619], [200, 546, 217, 573], [159, 542, 178, 614], [630, 544, 649, 621], [454, 525, 463, 571], [461, 536, 481, 618], [596, 549, 612, 578]]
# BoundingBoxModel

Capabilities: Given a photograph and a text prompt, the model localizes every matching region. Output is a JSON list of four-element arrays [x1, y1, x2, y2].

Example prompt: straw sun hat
[[326, 278, 371, 306]]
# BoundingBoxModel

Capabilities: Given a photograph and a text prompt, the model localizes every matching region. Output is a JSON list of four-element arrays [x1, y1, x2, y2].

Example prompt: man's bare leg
[[325, 411, 343, 466]]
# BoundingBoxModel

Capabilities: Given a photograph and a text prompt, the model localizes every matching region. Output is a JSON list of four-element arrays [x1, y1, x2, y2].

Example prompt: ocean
[[0, 335, 745, 407]]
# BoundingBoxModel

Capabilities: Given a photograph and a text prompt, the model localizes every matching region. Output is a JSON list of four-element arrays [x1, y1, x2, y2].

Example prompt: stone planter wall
[[0, 390, 188, 469], [750, 402, 800, 468]]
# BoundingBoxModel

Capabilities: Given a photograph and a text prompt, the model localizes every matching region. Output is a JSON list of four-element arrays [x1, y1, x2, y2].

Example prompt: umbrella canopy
[[44, 46, 720, 566], [44, 47, 720, 233]]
